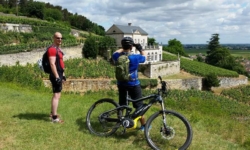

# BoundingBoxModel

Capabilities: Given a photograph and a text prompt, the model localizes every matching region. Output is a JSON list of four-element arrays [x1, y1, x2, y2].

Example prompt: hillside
[[0, 12, 249, 93], [0, 81, 249, 150]]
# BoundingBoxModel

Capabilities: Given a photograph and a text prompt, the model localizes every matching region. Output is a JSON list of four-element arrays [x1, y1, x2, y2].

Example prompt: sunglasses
[[55, 37, 63, 40]]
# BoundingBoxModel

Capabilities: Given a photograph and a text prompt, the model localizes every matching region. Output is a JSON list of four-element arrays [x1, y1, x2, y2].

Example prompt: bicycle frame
[[99, 88, 167, 129], [87, 76, 193, 149]]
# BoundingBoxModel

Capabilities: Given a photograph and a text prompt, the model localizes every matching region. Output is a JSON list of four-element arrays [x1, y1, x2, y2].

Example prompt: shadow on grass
[[76, 117, 143, 138], [76, 117, 89, 132], [12, 113, 50, 122], [76, 117, 147, 148]]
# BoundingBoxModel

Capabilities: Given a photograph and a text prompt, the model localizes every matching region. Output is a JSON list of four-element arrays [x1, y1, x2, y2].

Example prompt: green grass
[[0, 82, 250, 150]]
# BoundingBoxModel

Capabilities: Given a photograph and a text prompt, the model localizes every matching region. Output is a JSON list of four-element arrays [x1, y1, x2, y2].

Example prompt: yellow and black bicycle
[[86, 76, 193, 150]]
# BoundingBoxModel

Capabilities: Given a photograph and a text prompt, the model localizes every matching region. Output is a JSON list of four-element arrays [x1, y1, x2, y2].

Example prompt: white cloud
[[37, 0, 250, 44]]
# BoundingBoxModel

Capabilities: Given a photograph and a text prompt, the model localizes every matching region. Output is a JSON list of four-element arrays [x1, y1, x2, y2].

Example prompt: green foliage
[[81, 35, 118, 59], [202, 73, 220, 91], [196, 55, 204, 62], [110, 79, 158, 89], [166, 89, 249, 117], [0, 84, 249, 150], [64, 58, 115, 79], [44, 8, 63, 21], [0, 14, 78, 54], [140, 79, 158, 88], [97, 36, 116, 58], [220, 85, 250, 104], [163, 39, 188, 57], [148, 37, 157, 45], [0, 63, 45, 90], [25, 1, 45, 19], [82, 36, 99, 59], [0, 57, 153, 89], [206, 33, 247, 76], [162, 53, 178, 61], [162, 53, 239, 77], [207, 33, 220, 54], [32, 26, 70, 36], [180, 57, 239, 77], [0, 39, 79, 54], [0, 15, 68, 29]]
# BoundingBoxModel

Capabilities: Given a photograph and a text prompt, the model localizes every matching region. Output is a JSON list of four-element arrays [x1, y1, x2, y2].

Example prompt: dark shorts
[[49, 72, 63, 93], [118, 84, 143, 109]]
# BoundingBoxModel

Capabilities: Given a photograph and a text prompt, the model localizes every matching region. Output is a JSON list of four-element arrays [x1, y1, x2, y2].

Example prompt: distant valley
[[183, 44, 250, 50]]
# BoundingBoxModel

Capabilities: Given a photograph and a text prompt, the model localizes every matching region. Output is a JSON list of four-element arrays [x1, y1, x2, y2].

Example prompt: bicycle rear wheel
[[86, 98, 122, 136], [145, 110, 192, 150]]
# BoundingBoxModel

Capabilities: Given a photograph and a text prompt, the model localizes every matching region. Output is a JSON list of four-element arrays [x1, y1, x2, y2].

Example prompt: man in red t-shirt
[[48, 32, 65, 123]]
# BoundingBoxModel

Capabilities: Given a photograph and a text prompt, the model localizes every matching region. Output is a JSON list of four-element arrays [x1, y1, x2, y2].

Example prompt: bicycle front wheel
[[86, 98, 122, 136], [145, 110, 193, 150]]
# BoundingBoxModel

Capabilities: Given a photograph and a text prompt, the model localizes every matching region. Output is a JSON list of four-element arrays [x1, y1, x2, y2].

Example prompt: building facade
[[106, 23, 162, 63]]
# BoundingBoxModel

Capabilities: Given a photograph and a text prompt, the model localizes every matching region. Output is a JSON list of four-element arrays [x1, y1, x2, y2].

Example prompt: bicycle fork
[[159, 97, 174, 140]]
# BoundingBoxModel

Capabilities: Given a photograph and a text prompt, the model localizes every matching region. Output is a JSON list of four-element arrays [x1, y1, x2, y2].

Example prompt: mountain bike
[[86, 76, 193, 150]]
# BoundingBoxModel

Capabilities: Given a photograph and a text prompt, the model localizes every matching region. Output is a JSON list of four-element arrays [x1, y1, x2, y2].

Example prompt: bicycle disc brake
[[161, 126, 175, 140]]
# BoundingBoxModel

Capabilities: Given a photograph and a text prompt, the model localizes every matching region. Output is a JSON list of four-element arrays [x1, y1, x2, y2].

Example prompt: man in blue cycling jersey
[[112, 37, 147, 130]]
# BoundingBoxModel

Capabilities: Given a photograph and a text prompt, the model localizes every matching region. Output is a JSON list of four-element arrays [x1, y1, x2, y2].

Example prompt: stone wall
[[165, 78, 202, 90], [143, 60, 180, 78], [0, 45, 83, 66], [218, 76, 248, 88], [43, 77, 202, 92], [0, 23, 32, 33], [42, 76, 248, 93], [43, 79, 116, 93]]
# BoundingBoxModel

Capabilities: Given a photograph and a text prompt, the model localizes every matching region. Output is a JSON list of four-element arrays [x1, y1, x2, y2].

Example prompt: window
[[147, 53, 150, 61], [155, 52, 157, 60], [151, 52, 154, 61]]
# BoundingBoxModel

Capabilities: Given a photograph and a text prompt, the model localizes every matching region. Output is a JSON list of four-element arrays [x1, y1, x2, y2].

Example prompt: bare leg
[[140, 115, 146, 125], [51, 92, 61, 116]]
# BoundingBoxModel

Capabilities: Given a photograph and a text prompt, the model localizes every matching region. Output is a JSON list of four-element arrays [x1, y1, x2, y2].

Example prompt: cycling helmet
[[121, 37, 134, 46]]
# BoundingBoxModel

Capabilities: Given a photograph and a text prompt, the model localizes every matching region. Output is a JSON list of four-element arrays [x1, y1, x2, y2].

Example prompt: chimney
[[128, 23, 132, 26]]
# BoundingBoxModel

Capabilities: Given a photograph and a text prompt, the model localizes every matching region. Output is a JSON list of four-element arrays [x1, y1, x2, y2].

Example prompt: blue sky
[[37, 0, 250, 44]]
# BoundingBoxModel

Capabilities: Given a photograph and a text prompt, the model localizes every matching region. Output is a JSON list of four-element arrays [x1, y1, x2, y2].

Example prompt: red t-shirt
[[47, 46, 65, 70]]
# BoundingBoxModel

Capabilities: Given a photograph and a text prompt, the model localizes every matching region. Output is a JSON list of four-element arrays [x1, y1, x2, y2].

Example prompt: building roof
[[112, 24, 148, 35]]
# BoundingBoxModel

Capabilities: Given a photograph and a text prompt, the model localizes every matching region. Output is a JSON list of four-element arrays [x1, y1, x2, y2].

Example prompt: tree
[[26, 1, 45, 19], [206, 47, 231, 67], [196, 55, 204, 62], [8, 0, 17, 8], [62, 8, 70, 21], [207, 33, 220, 55], [44, 8, 63, 21], [82, 36, 98, 59], [202, 73, 220, 91], [98, 36, 116, 57], [19, 0, 28, 14], [163, 38, 188, 57], [0, 0, 5, 5], [148, 37, 156, 46], [205, 33, 248, 76]]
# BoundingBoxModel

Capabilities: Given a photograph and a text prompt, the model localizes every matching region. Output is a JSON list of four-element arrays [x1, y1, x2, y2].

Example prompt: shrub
[[82, 36, 98, 59], [202, 73, 220, 91]]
